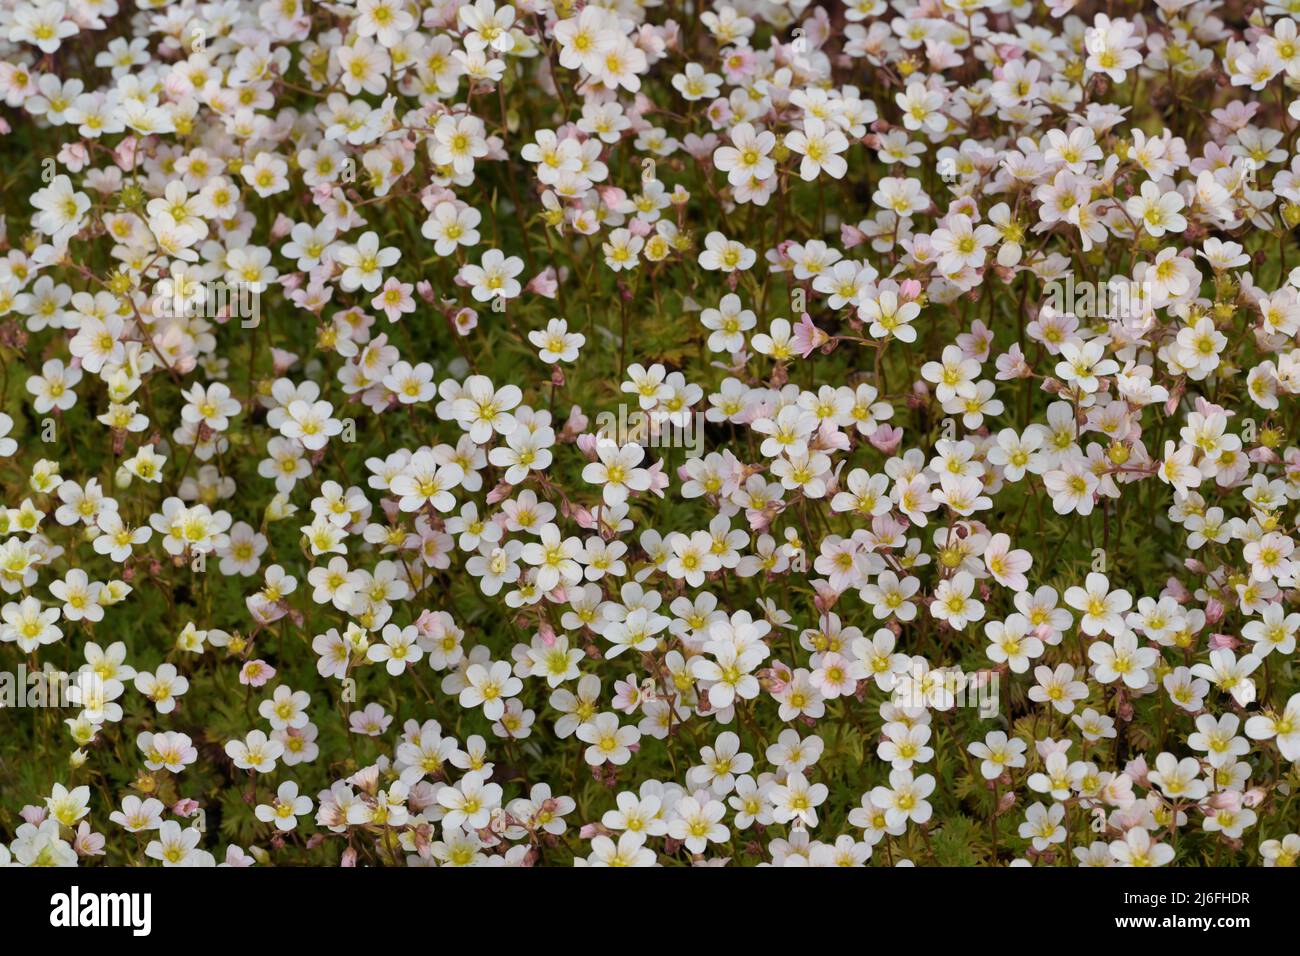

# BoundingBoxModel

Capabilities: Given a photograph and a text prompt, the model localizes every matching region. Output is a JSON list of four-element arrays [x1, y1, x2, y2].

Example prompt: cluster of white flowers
[[2, 0, 1300, 868]]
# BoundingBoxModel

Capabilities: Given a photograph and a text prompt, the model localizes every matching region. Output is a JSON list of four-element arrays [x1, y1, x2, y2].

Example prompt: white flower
[[698, 231, 755, 272], [255, 781, 313, 831]]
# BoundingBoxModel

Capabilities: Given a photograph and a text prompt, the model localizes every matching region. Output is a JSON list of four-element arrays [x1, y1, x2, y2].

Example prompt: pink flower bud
[[869, 424, 903, 454], [597, 185, 628, 207], [1162, 577, 1192, 602], [557, 406, 588, 442], [1124, 755, 1149, 786], [414, 609, 439, 638], [113, 136, 139, 170], [575, 433, 600, 459], [271, 349, 298, 375], [1208, 789, 1242, 811], [1205, 598, 1226, 626], [812, 580, 841, 614], [526, 267, 558, 298]]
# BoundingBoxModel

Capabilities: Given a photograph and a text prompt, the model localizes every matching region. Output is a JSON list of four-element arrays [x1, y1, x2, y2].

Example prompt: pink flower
[[74, 822, 106, 857], [984, 532, 1033, 591], [57, 142, 90, 172], [240, 659, 276, 687], [646, 458, 670, 497], [372, 277, 415, 322], [452, 307, 478, 335], [792, 314, 829, 358]]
